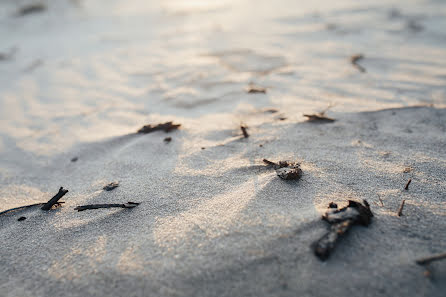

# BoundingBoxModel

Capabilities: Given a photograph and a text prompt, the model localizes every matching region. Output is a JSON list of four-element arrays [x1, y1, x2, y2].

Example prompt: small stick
[[75, 202, 139, 212], [351, 54, 366, 73], [0, 202, 65, 216], [404, 178, 412, 190], [397, 199, 405, 216], [263, 159, 277, 166], [41, 187, 69, 210], [241, 125, 249, 138], [416, 252, 446, 265], [137, 122, 181, 134]]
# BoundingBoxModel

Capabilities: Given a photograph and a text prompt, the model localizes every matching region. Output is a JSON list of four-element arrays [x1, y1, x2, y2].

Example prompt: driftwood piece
[[0, 202, 65, 216], [312, 200, 373, 260], [351, 54, 366, 72], [263, 159, 302, 180], [41, 187, 69, 210], [137, 122, 181, 134], [103, 182, 119, 191], [416, 252, 446, 265], [241, 125, 249, 138], [74, 202, 140, 212]]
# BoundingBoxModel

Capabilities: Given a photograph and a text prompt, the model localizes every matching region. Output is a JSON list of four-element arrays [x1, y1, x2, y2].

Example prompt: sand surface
[[0, 0, 445, 296]]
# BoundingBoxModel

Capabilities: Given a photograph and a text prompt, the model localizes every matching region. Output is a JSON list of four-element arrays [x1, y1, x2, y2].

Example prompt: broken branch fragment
[[74, 202, 140, 212], [351, 54, 366, 72], [247, 86, 267, 94], [312, 200, 373, 260], [263, 159, 302, 180], [41, 187, 68, 210], [103, 182, 119, 191], [137, 122, 181, 134], [16, 3, 46, 17], [416, 252, 446, 265], [241, 125, 249, 138]]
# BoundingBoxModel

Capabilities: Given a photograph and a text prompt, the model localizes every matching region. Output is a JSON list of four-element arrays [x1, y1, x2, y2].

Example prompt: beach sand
[[0, 0, 445, 296]]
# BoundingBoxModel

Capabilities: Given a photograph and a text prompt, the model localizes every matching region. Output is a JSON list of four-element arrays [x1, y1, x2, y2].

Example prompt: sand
[[0, 0, 445, 296]]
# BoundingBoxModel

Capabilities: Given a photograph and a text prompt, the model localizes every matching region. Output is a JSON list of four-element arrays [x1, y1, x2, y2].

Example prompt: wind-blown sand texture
[[0, 0, 445, 296]]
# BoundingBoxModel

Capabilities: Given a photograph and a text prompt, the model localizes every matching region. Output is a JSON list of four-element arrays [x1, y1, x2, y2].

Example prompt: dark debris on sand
[[312, 200, 373, 260], [247, 86, 267, 94], [41, 187, 69, 210], [241, 125, 249, 138], [350, 54, 366, 73], [75, 202, 140, 212], [303, 114, 335, 123], [103, 182, 119, 191], [16, 3, 46, 17], [263, 159, 302, 180], [137, 122, 181, 134]]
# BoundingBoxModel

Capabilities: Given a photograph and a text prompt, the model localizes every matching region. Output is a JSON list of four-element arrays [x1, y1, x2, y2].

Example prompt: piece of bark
[[263, 159, 302, 180], [404, 178, 412, 190], [416, 252, 446, 265], [313, 200, 373, 260], [303, 114, 335, 123], [16, 3, 46, 17], [74, 202, 139, 212], [351, 54, 366, 72], [41, 187, 69, 210], [241, 125, 249, 138], [103, 182, 119, 191], [137, 122, 181, 134], [397, 199, 405, 216]]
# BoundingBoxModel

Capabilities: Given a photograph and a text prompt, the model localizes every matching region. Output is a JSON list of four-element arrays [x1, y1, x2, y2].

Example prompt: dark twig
[[312, 200, 373, 260], [74, 202, 140, 212], [241, 125, 249, 138], [378, 195, 384, 206], [103, 182, 119, 191], [303, 114, 335, 123], [351, 54, 366, 73], [416, 252, 446, 265], [0, 202, 65, 216], [137, 122, 181, 134], [404, 178, 412, 190], [164, 137, 172, 143], [397, 199, 406, 217], [41, 187, 69, 210], [247, 86, 266, 94]]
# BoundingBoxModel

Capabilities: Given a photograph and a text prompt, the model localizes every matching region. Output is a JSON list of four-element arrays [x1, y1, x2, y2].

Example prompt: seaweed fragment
[[137, 122, 181, 134], [103, 182, 119, 191], [41, 187, 68, 210], [74, 202, 140, 212], [312, 200, 373, 260], [263, 159, 302, 180], [351, 54, 366, 72]]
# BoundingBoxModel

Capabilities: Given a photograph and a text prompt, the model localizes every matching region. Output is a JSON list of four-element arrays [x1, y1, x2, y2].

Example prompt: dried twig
[[404, 178, 412, 190], [246, 86, 266, 94], [312, 200, 373, 260], [75, 202, 140, 212], [397, 199, 406, 216], [103, 182, 119, 191], [378, 195, 384, 206], [351, 54, 366, 72], [41, 187, 69, 210], [164, 137, 172, 143], [0, 202, 65, 216], [416, 252, 446, 265], [241, 125, 249, 138], [137, 122, 181, 134]]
